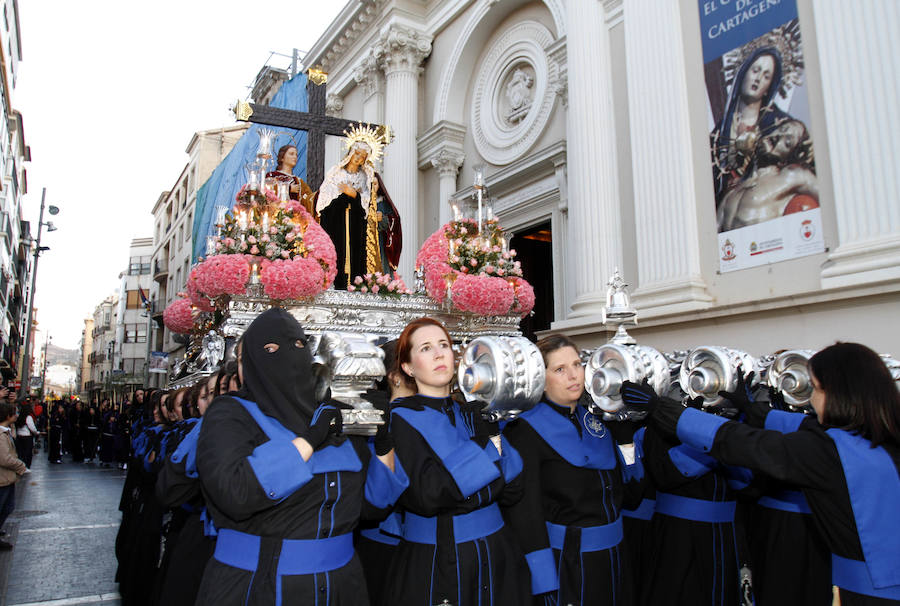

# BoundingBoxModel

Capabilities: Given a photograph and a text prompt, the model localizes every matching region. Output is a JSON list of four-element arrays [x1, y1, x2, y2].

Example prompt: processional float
[[165, 130, 898, 432]]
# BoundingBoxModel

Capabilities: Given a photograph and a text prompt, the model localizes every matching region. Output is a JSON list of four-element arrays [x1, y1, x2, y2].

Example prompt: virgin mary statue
[[316, 126, 402, 290]]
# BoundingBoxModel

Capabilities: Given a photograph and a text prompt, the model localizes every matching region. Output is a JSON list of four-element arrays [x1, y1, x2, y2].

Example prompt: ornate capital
[[325, 94, 344, 117], [547, 36, 568, 109], [375, 25, 432, 75], [430, 149, 465, 179], [353, 53, 382, 98]]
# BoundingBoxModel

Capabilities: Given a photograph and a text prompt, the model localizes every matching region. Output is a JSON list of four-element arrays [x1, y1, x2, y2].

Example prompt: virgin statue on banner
[[316, 126, 402, 290], [711, 47, 789, 206]]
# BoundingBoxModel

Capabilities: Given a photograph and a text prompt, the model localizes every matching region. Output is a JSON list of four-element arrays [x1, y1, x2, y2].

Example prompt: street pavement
[[0, 443, 126, 606]]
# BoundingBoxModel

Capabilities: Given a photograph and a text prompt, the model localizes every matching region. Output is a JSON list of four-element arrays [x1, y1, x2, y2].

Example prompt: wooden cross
[[233, 77, 387, 191]]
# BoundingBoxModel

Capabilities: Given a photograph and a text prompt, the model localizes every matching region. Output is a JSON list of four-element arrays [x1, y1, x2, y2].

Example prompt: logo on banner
[[721, 239, 737, 261], [800, 219, 815, 241], [749, 241, 758, 253]]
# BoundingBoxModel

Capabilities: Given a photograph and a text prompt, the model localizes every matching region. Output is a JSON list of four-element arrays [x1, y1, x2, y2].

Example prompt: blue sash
[[826, 428, 900, 595], [546, 517, 623, 552], [758, 490, 811, 515], [402, 502, 505, 545], [622, 498, 656, 521], [170, 419, 202, 478], [233, 397, 361, 473], [517, 402, 617, 470], [214, 528, 354, 574], [392, 403, 499, 498], [655, 492, 736, 523]]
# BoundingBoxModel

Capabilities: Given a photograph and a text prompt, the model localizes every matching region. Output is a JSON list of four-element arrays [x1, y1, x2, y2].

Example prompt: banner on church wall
[[699, 0, 823, 273]]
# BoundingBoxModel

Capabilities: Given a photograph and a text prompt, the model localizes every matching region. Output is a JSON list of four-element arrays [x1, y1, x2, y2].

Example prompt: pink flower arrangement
[[510, 277, 536, 317], [192, 254, 251, 298], [451, 274, 515, 316], [186, 270, 215, 312], [301, 215, 338, 286], [348, 272, 412, 297], [163, 298, 194, 334], [259, 256, 326, 300], [415, 220, 534, 316]]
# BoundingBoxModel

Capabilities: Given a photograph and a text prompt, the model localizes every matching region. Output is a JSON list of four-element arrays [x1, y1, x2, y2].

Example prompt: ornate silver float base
[[222, 289, 523, 434]]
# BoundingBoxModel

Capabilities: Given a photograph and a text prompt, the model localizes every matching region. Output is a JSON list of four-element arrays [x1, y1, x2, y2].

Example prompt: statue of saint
[[266, 144, 315, 215], [316, 130, 401, 289]]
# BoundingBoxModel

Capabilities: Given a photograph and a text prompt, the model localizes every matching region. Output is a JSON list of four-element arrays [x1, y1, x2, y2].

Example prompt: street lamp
[[19, 188, 60, 397]]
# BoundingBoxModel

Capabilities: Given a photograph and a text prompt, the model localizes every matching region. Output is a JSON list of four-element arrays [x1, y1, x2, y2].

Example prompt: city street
[[0, 446, 125, 606]]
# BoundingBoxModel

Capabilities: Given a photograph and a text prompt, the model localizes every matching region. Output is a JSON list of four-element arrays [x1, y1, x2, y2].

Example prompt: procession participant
[[195, 308, 407, 606], [622, 342, 900, 606], [69, 400, 84, 462], [735, 385, 831, 606], [116, 389, 169, 606], [48, 402, 65, 464], [82, 404, 102, 462], [627, 395, 755, 606], [383, 317, 528, 606], [317, 128, 401, 289], [355, 340, 413, 606], [0, 401, 26, 550], [502, 334, 645, 606]]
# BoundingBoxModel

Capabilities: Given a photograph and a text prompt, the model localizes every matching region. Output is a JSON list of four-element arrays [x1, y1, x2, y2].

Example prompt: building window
[[129, 255, 151, 275], [126, 290, 141, 309], [125, 324, 147, 344]]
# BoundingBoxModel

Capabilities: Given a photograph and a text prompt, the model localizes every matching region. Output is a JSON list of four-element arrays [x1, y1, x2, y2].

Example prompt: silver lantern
[[679, 346, 757, 408], [457, 336, 545, 421], [766, 350, 815, 409], [585, 343, 670, 417], [310, 332, 387, 435]]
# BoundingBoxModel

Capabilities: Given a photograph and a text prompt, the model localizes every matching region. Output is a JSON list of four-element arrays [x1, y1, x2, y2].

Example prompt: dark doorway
[[510, 222, 554, 342]]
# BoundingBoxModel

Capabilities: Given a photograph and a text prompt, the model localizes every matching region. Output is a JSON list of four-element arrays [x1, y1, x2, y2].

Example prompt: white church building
[[302, 0, 900, 356]]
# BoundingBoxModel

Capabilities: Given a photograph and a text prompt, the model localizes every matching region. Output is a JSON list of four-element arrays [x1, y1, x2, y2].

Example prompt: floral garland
[[415, 220, 535, 317], [162, 298, 194, 334], [193, 200, 338, 304], [348, 272, 412, 297]]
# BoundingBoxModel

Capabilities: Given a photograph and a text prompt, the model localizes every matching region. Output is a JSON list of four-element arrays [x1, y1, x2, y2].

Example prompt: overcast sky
[[15, 1, 346, 349]]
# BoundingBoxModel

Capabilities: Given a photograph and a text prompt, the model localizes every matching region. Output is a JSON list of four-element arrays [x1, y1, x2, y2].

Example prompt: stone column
[[624, 0, 712, 315], [376, 25, 432, 280], [353, 53, 384, 124], [431, 150, 466, 225], [814, 1, 900, 288], [563, 0, 623, 318]]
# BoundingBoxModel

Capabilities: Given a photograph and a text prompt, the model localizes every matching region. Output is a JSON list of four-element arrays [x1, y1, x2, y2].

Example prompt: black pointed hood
[[236, 307, 316, 434]]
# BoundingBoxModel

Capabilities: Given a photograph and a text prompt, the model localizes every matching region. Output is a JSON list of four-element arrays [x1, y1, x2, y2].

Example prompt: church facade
[[304, 0, 900, 356]]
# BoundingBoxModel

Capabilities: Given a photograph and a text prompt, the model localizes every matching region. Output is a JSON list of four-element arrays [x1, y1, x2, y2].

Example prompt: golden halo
[[343, 123, 387, 164]]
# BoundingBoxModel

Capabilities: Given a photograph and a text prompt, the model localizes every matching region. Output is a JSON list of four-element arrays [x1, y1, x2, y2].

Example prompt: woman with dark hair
[[623, 342, 900, 605], [383, 317, 528, 606], [502, 334, 644, 606], [194, 308, 407, 605], [13, 401, 37, 470]]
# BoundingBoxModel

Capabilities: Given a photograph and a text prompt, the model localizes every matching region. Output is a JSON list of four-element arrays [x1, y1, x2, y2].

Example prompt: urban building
[[301, 0, 900, 355], [0, 0, 31, 383], [112, 237, 152, 392], [78, 316, 93, 399], [87, 294, 116, 403], [148, 125, 246, 387]]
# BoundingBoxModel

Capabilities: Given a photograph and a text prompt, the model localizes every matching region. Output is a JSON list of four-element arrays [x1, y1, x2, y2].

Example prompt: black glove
[[686, 396, 705, 410], [718, 370, 769, 428], [605, 419, 640, 445], [360, 388, 389, 412], [535, 593, 557, 606], [373, 398, 394, 456], [303, 405, 343, 450], [767, 385, 788, 411], [620, 380, 685, 437], [471, 402, 500, 448]]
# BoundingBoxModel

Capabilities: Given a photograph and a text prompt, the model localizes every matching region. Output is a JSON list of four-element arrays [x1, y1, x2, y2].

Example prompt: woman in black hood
[[194, 308, 408, 606]]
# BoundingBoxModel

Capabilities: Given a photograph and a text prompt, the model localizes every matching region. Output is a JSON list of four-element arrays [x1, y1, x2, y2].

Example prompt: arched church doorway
[[510, 221, 553, 341]]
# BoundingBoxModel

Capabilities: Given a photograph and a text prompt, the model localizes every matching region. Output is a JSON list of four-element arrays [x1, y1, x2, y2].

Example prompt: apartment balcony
[[153, 259, 168, 283]]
